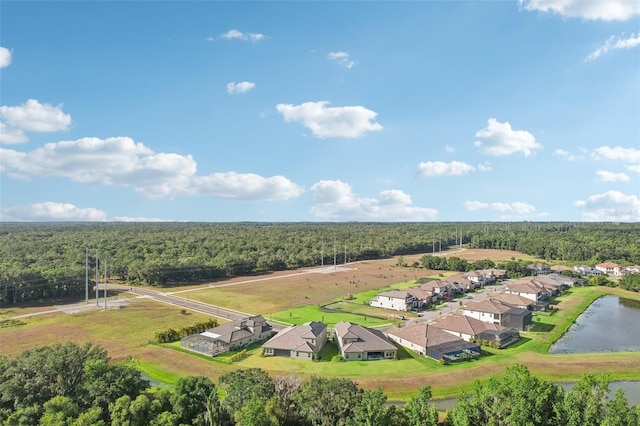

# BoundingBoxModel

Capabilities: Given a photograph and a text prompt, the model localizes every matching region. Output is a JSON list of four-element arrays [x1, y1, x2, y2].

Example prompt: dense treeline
[[1, 222, 638, 305], [1, 342, 638, 425]]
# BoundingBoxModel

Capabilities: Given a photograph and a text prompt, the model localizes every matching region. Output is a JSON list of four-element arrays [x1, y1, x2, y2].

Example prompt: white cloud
[[445, 144, 455, 153], [216, 29, 265, 42], [521, 0, 640, 21], [586, 33, 640, 61], [276, 101, 383, 138], [191, 172, 303, 200], [310, 180, 437, 221], [227, 81, 256, 95], [626, 164, 640, 173], [554, 148, 576, 161], [0, 47, 11, 68], [0, 202, 107, 222], [0, 123, 27, 144], [0, 137, 304, 201], [596, 170, 630, 182], [0, 99, 72, 144], [477, 161, 492, 172], [464, 200, 538, 215], [417, 161, 476, 178], [474, 118, 542, 157], [592, 145, 640, 163], [328, 51, 355, 69], [112, 216, 174, 222], [574, 191, 640, 221]]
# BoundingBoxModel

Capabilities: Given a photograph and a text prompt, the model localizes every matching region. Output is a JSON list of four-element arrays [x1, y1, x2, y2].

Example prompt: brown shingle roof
[[334, 322, 396, 353]]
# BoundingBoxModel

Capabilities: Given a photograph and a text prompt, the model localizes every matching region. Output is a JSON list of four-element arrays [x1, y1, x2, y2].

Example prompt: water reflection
[[549, 295, 640, 354]]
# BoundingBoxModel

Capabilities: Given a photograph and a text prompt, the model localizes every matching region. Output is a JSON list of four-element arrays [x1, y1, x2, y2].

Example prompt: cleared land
[[2, 249, 639, 400]]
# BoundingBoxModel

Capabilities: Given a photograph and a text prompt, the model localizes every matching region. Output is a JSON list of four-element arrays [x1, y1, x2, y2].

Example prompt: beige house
[[334, 321, 397, 361], [181, 315, 274, 357], [262, 321, 327, 361], [429, 314, 519, 348], [387, 322, 481, 362]]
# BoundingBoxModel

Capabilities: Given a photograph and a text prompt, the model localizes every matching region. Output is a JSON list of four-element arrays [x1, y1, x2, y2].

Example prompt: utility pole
[[95, 249, 99, 307], [321, 238, 324, 270], [344, 243, 347, 271], [85, 247, 89, 304], [104, 261, 107, 310], [333, 237, 336, 270]]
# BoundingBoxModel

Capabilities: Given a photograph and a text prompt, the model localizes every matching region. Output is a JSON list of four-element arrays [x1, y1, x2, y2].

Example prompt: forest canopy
[[1, 222, 638, 305]]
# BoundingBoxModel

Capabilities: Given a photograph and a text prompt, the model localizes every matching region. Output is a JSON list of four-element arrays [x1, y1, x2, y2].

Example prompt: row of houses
[[370, 269, 507, 312], [574, 262, 640, 278], [180, 273, 580, 364]]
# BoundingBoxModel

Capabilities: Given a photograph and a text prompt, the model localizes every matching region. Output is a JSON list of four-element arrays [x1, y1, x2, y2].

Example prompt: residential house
[[445, 274, 475, 292], [418, 279, 453, 300], [387, 322, 481, 362], [573, 265, 604, 277], [619, 266, 640, 276], [181, 315, 274, 357], [528, 263, 552, 275], [489, 292, 547, 311], [429, 314, 520, 348], [463, 299, 532, 331], [406, 287, 438, 308], [333, 321, 397, 361], [503, 280, 552, 301], [595, 262, 621, 276], [262, 321, 327, 361], [535, 273, 584, 289], [370, 290, 417, 311]]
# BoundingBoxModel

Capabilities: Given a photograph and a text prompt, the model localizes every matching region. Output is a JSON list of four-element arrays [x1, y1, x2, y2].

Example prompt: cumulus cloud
[[520, 0, 640, 21], [0, 137, 304, 201], [0, 202, 107, 222], [215, 29, 265, 42], [0, 47, 11, 68], [276, 101, 383, 138], [592, 145, 640, 163], [310, 180, 437, 221], [586, 33, 640, 61], [227, 81, 256, 95], [555, 148, 575, 161], [463, 200, 547, 220], [474, 118, 541, 157], [574, 191, 640, 221], [417, 161, 476, 178], [0, 99, 72, 144], [191, 172, 303, 200], [626, 164, 640, 173], [328, 51, 355, 69], [596, 170, 630, 182]]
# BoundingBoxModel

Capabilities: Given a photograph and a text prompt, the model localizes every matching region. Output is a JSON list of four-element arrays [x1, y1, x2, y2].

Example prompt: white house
[[370, 290, 416, 311]]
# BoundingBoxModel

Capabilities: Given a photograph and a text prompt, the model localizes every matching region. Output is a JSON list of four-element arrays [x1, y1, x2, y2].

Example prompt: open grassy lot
[[2, 249, 639, 401]]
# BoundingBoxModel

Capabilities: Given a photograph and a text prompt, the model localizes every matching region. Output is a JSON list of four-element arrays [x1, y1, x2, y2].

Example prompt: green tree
[[171, 376, 220, 426], [39, 396, 80, 426], [563, 374, 610, 426], [445, 364, 564, 426], [294, 376, 362, 426], [602, 388, 638, 426], [404, 386, 438, 426], [219, 369, 274, 419], [235, 396, 276, 426], [348, 388, 390, 426]]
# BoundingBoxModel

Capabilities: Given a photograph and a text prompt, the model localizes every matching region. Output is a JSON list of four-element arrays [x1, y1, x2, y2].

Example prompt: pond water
[[549, 295, 640, 354]]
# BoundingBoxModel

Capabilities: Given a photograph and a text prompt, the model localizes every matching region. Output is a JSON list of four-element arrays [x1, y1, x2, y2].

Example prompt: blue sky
[[1, 0, 638, 222]]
